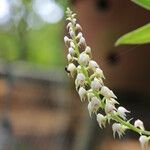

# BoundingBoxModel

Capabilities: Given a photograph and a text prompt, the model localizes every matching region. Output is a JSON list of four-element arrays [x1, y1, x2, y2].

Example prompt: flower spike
[[64, 8, 150, 148]]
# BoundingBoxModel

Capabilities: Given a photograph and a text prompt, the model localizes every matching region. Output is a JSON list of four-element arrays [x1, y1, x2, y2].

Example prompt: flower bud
[[78, 53, 90, 66], [78, 87, 87, 101], [72, 18, 76, 24], [97, 114, 107, 128], [101, 86, 117, 99], [85, 46, 91, 55], [88, 60, 99, 71], [79, 37, 86, 43], [139, 135, 149, 150], [76, 32, 83, 39], [91, 77, 102, 91], [76, 23, 82, 31], [109, 98, 119, 105], [88, 97, 100, 117], [105, 100, 116, 114], [87, 91, 95, 102], [95, 68, 105, 79], [66, 17, 71, 21], [69, 30, 75, 38], [67, 53, 73, 62], [134, 119, 145, 130], [117, 106, 130, 120], [112, 123, 126, 138], [67, 63, 76, 77], [76, 73, 86, 86], [71, 13, 76, 18], [78, 37, 86, 47], [67, 22, 72, 30], [68, 47, 75, 55], [64, 36, 71, 47]]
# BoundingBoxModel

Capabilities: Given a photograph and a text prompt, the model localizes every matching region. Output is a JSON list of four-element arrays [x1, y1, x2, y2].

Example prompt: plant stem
[[112, 115, 150, 136]]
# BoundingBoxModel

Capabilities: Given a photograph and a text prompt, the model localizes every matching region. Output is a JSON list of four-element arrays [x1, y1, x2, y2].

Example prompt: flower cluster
[[64, 8, 150, 149]]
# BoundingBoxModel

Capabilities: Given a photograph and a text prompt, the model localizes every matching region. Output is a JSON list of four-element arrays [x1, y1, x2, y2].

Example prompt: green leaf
[[115, 23, 150, 46], [131, 0, 150, 10]]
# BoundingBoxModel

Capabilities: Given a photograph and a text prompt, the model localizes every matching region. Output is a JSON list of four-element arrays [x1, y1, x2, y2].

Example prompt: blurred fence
[[0, 60, 75, 150]]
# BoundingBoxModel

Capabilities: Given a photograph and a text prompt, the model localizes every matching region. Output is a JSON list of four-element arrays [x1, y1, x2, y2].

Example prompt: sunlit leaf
[[131, 0, 150, 10], [115, 23, 150, 46]]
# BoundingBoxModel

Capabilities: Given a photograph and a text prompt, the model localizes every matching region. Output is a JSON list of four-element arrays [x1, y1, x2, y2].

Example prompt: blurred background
[[0, 0, 150, 150]]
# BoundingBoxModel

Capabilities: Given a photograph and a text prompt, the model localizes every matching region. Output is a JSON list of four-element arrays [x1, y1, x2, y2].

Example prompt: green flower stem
[[112, 115, 150, 136]]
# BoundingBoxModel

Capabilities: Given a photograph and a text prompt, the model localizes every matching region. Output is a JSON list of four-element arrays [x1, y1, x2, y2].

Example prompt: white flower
[[109, 98, 119, 105], [67, 63, 76, 77], [85, 46, 91, 54], [67, 22, 72, 30], [88, 97, 100, 117], [117, 106, 130, 120], [69, 30, 75, 38], [139, 135, 149, 150], [101, 86, 117, 99], [67, 53, 73, 62], [97, 114, 107, 128], [95, 68, 105, 79], [112, 123, 126, 138], [78, 87, 87, 101], [68, 47, 75, 55], [71, 18, 76, 24], [76, 73, 86, 86], [105, 100, 116, 114], [88, 60, 99, 70], [91, 77, 102, 91], [134, 119, 145, 130], [78, 53, 90, 66], [76, 32, 83, 39], [64, 36, 71, 47], [87, 90, 95, 102], [71, 13, 76, 18], [76, 23, 82, 31], [79, 37, 86, 46]]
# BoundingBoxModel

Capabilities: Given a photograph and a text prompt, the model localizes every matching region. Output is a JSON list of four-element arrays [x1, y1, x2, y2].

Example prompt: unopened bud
[[78, 87, 87, 101], [67, 53, 73, 62], [85, 46, 91, 54], [68, 47, 75, 55], [78, 53, 90, 66], [91, 77, 102, 91], [95, 68, 105, 79], [101, 86, 117, 99], [67, 63, 76, 77], [89, 60, 99, 70], [105, 100, 116, 114], [76, 23, 82, 31], [67, 22, 72, 30], [88, 97, 100, 117], [76, 73, 86, 86], [64, 36, 71, 47], [134, 119, 145, 130], [69, 30, 75, 38]]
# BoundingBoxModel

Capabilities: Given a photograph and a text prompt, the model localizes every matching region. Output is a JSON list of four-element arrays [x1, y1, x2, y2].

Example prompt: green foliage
[[115, 0, 150, 46], [26, 23, 65, 66], [115, 23, 150, 46], [131, 0, 150, 10], [0, 33, 19, 61], [0, 0, 65, 67]]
